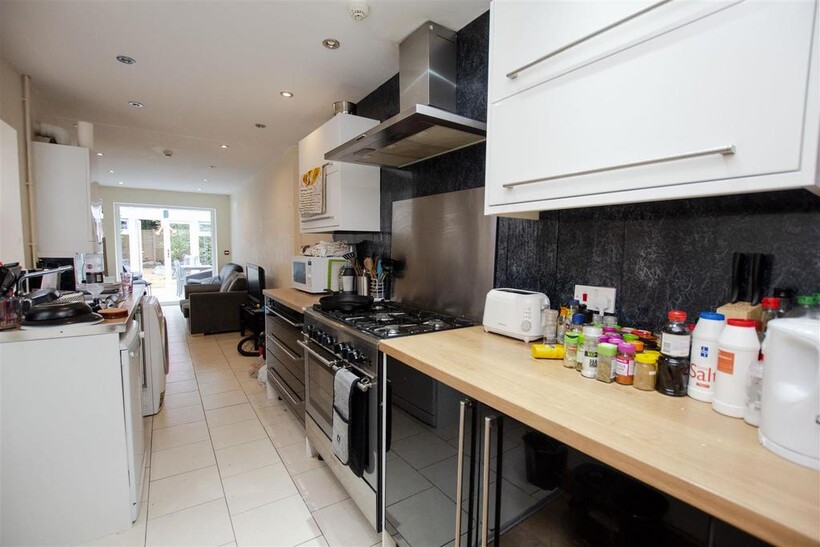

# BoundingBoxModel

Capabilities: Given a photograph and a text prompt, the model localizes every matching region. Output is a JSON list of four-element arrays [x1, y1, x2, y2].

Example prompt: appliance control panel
[[305, 324, 376, 372]]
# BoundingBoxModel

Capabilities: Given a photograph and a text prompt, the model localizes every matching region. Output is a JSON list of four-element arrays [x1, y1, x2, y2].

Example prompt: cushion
[[220, 272, 248, 293], [179, 299, 190, 318]]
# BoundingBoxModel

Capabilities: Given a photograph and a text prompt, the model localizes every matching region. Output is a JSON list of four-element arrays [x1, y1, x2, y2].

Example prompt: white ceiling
[[0, 0, 489, 195]]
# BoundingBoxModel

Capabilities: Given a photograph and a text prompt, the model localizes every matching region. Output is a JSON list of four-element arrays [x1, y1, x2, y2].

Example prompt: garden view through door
[[117, 205, 216, 303]]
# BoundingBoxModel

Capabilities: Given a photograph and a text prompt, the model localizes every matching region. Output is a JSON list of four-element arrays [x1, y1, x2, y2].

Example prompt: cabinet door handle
[[267, 334, 299, 361], [502, 145, 736, 188], [506, 0, 674, 79], [454, 399, 472, 547], [480, 415, 496, 547], [268, 308, 303, 329]]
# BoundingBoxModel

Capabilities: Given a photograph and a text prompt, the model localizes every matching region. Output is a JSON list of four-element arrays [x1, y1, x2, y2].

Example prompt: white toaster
[[482, 289, 550, 343]]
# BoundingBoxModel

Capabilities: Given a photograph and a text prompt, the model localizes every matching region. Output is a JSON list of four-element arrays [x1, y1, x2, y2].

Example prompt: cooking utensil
[[319, 293, 374, 312], [0, 262, 21, 296], [363, 257, 374, 278]]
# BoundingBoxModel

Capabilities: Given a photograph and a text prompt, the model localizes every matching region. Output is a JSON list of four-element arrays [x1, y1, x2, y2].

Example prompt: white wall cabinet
[[32, 141, 95, 257], [299, 113, 380, 233], [485, 0, 820, 216]]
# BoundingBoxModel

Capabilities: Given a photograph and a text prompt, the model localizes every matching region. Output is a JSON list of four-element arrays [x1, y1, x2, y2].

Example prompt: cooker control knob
[[521, 320, 531, 332], [333, 342, 344, 355], [350, 350, 363, 363], [356, 351, 368, 364], [339, 344, 352, 359]]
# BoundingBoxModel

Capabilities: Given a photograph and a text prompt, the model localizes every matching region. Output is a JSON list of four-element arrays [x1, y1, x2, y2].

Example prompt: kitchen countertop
[[263, 287, 322, 313], [0, 287, 144, 343], [379, 326, 820, 546]]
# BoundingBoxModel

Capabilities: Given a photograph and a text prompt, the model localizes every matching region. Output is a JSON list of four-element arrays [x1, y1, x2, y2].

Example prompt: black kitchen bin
[[522, 431, 567, 490]]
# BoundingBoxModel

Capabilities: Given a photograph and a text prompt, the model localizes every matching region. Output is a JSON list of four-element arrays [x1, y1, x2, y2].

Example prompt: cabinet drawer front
[[267, 334, 305, 385], [265, 313, 304, 358], [489, 0, 737, 102], [486, 0, 815, 208], [266, 338, 305, 399]]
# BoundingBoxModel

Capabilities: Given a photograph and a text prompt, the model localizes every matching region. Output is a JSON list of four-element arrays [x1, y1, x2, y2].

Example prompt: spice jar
[[656, 310, 691, 397], [581, 326, 602, 378], [630, 340, 644, 353], [596, 343, 618, 383], [634, 353, 658, 391], [576, 333, 584, 371], [615, 342, 636, 385], [563, 334, 579, 369]]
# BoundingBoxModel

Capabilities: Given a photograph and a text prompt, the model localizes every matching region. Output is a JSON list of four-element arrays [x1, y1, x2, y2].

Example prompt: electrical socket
[[574, 285, 617, 314]]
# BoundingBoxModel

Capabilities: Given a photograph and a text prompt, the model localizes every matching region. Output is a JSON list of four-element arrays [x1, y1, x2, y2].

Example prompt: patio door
[[116, 205, 216, 303]]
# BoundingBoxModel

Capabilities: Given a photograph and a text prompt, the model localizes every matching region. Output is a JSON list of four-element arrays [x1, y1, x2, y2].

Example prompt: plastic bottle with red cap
[[656, 310, 691, 396], [713, 319, 761, 418], [760, 297, 781, 339]]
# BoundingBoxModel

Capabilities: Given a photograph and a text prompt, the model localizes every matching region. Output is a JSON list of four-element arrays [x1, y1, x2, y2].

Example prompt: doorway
[[115, 204, 217, 304]]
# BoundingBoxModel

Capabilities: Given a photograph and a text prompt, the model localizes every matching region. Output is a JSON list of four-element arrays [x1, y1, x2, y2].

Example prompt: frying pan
[[319, 293, 373, 312], [25, 301, 94, 322]]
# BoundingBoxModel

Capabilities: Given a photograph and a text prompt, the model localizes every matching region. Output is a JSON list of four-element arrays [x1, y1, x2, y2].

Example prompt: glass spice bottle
[[634, 352, 658, 391], [596, 343, 618, 383], [615, 342, 636, 385], [563, 334, 579, 369], [581, 326, 602, 378], [656, 310, 691, 397]]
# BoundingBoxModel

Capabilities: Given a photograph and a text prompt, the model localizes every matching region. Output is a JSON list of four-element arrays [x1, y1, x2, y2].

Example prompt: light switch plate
[[574, 285, 617, 314]]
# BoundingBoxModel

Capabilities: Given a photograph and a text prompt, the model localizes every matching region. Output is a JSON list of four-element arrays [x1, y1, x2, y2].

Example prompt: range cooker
[[301, 300, 473, 532]]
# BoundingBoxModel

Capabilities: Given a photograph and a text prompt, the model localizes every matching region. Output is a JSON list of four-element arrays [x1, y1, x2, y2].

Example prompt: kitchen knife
[[730, 252, 743, 303]]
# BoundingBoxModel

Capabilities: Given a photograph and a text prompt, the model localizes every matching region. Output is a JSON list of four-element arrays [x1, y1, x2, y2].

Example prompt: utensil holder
[[370, 279, 385, 301], [357, 276, 370, 296], [0, 297, 22, 330]]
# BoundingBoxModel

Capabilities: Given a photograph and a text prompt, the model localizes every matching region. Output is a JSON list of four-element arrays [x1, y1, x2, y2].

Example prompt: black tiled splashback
[[336, 11, 820, 329]]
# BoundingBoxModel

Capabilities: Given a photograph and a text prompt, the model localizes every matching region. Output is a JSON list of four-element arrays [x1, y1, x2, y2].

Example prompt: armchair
[[186, 262, 243, 285], [179, 271, 248, 334]]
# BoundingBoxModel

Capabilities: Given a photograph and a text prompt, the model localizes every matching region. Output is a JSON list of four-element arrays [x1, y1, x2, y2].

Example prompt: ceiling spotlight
[[322, 38, 340, 50], [116, 55, 136, 65], [197, 188, 203, 191], [209, 165, 215, 169], [220, 144, 229, 149], [108, 169, 115, 173], [255, 123, 267, 129], [118, 181, 125, 185], [128, 101, 144, 108], [203, 179, 208, 182], [96, 152, 104, 157], [280, 91, 294, 98]]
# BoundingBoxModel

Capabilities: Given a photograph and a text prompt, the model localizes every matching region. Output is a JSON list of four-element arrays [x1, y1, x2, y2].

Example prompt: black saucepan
[[319, 293, 373, 313]]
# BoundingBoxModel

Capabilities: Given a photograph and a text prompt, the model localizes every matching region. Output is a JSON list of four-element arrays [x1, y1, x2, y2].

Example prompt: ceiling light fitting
[[209, 165, 215, 169], [96, 152, 104, 157], [128, 101, 144, 108], [203, 179, 208, 182], [348, 2, 370, 21], [220, 144, 229, 149], [198, 188, 203, 191], [109, 170, 115, 173], [118, 181, 124, 185], [280, 91, 294, 98], [116, 55, 136, 65], [255, 123, 267, 129], [322, 38, 340, 50]]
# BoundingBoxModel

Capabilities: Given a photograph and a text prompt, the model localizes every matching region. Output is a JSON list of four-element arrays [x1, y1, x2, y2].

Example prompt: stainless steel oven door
[[300, 338, 337, 438]]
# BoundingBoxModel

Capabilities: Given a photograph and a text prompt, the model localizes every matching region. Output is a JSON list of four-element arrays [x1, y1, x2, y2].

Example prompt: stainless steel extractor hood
[[325, 22, 486, 168]]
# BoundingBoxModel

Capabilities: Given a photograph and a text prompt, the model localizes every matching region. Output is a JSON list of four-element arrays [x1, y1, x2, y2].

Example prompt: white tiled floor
[[82, 305, 381, 547]]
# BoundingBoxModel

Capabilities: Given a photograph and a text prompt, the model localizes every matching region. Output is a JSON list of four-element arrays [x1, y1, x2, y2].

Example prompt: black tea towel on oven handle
[[332, 367, 358, 465], [348, 377, 369, 478]]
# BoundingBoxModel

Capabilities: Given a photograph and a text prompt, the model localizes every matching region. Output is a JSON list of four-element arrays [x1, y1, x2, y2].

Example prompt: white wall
[[97, 186, 231, 275], [231, 145, 328, 289]]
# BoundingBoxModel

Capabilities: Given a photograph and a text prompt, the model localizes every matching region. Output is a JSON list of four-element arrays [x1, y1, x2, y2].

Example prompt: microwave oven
[[292, 256, 346, 293]]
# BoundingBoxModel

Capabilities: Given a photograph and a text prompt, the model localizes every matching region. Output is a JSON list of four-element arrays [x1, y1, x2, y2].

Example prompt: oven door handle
[[268, 307, 303, 329], [297, 340, 337, 369]]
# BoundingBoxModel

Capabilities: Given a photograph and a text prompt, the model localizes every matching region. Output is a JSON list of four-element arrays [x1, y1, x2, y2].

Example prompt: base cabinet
[[485, 0, 820, 215], [265, 296, 306, 422], [0, 323, 146, 545]]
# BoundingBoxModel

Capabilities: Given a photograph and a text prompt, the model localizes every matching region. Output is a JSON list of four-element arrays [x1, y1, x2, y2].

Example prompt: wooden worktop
[[263, 288, 322, 313], [380, 326, 820, 546]]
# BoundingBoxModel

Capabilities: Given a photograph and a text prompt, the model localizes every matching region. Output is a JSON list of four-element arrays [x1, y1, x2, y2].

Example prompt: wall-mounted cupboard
[[484, 0, 820, 216]]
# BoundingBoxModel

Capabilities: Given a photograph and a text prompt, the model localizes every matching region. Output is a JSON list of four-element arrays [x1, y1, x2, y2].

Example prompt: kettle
[[759, 318, 820, 470]]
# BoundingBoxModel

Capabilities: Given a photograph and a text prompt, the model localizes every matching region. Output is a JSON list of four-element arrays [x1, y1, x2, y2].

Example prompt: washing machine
[[141, 296, 168, 416]]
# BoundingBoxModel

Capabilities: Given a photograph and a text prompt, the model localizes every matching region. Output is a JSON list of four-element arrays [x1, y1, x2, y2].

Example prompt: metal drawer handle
[[503, 144, 735, 188], [267, 308, 303, 329], [297, 339, 337, 369], [267, 335, 299, 361], [454, 399, 472, 547], [480, 415, 496, 547], [267, 369, 300, 406], [506, 0, 674, 79]]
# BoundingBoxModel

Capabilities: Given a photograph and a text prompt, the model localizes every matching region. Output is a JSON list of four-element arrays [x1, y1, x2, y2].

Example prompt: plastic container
[[744, 358, 764, 426], [596, 342, 618, 383], [564, 300, 580, 335], [772, 287, 795, 315], [630, 340, 644, 353], [531, 343, 565, 359], [570, 312, 585, 334], [563, 334, 579, 369], [760, 297, 781, 337], [615, 342, 636, 385], [634, 353, 658, 391], [576, 333, 584, 371], [713, 319, 761, 418], [542, 308, 559, 343], [581, 326, 602, 378], [522, 432, 567, 490], [687, 312, 726, 403], [657, 310, 691, 397]]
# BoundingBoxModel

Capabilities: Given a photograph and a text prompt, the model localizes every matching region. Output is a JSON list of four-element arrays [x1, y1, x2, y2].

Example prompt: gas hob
[[310, 301, 473, 339]]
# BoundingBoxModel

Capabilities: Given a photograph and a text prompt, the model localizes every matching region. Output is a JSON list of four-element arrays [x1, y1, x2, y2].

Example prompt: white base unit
[[299, 113, 381, 233], [0, 323, 146, 545], [485, 0, 820, 216], [32, 141, 95, 257]]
